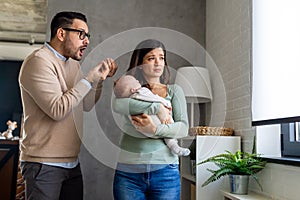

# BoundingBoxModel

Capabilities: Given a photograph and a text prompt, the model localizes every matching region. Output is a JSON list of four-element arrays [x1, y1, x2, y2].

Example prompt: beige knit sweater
[[19, 45, 102, 163]]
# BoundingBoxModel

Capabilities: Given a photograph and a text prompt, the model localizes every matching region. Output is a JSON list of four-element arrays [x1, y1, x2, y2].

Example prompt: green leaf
[[197, 150, 266, 190]]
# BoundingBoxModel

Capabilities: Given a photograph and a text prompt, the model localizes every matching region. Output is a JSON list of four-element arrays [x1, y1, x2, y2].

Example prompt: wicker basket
[[189, 126, 234, 136]]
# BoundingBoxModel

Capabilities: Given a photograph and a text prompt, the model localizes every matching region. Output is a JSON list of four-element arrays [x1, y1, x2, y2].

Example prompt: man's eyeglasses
[[62, 27, 90, 40]]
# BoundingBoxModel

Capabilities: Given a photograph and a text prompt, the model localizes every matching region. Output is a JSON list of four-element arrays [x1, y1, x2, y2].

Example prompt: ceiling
[[0, 0, 47, 44]]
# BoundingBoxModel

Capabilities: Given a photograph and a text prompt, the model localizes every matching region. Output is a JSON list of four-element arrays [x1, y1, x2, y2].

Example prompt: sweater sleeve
[[112, 96, 161, 116], [19, 54, 91, 121], [83, 81, 103, 112], [154, 84, 189, 139]]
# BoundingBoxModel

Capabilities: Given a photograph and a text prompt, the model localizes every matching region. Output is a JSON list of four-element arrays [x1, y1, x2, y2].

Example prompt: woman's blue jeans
[[113, 164, 180, 200]]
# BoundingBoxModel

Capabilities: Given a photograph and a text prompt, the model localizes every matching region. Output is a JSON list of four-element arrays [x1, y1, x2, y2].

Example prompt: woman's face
[[141, 48, 165, 83]]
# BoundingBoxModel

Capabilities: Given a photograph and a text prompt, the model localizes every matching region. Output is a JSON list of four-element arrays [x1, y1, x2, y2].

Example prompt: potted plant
[[198, 150, 266, 194]]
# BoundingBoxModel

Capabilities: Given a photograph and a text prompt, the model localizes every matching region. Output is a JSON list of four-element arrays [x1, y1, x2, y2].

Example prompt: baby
[[114, 75, 190, 156]]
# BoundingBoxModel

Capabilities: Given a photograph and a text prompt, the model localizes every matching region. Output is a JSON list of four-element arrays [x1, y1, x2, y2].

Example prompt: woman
[[113, 39, 189, 200]]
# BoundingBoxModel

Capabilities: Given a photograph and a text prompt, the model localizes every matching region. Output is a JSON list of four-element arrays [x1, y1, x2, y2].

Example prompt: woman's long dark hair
[[127, 39, 170, 86]]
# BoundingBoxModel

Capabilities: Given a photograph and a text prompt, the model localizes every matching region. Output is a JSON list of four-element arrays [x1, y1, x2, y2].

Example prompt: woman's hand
[[157, 103, 171, 124], [131, 114, 157, 135]]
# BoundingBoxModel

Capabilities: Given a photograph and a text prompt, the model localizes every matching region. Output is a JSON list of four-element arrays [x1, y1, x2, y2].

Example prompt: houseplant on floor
[[198, 149, 266, 194]]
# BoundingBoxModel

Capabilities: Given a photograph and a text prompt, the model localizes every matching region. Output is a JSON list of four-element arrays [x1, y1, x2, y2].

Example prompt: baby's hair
[[113, 75, 132, 98]]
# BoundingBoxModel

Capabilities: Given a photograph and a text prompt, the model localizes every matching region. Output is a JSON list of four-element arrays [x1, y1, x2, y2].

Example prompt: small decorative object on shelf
[[197, 150, 266, 195], [189, 126, 234, 136], [0, 120, 19, 140]]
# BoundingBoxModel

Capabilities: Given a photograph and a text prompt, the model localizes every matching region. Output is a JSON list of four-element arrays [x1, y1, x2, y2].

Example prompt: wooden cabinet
[[0, 140, 20, 200], [180, 136, 241, 200]]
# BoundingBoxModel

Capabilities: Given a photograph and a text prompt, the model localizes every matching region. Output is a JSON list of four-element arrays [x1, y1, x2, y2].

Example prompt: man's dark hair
[[50, 11, 87, 39]]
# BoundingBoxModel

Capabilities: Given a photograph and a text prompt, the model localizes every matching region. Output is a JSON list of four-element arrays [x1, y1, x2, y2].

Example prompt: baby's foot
[[171, 146, 191, 156]]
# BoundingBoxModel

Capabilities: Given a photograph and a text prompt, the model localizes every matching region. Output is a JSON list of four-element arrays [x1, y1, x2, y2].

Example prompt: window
[[252, 0, 300, 157], [252, 0, 300, 125]]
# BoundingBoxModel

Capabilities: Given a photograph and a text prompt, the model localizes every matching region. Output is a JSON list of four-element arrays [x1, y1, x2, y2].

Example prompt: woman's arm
[[155, 84, 189, 138], [112, 97, 161, 116], [132, 84, 189, 139]]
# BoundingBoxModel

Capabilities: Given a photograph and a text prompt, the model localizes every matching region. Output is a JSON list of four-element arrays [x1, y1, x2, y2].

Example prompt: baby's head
[[114, 75, 142, 98]]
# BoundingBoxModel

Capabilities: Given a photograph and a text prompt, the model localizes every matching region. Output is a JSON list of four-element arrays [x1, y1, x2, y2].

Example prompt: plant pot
[[229, 174, 249, 195]]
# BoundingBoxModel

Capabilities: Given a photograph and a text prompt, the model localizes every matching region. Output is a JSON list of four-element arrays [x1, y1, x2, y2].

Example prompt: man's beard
[[63, 40, 82, 61]]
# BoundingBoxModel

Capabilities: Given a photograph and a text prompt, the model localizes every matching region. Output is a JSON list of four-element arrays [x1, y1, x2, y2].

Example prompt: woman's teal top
[[112, 84, 189, 164]]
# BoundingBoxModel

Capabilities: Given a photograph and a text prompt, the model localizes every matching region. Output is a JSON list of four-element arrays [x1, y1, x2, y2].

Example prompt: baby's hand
[[161, 115, 171, 124]]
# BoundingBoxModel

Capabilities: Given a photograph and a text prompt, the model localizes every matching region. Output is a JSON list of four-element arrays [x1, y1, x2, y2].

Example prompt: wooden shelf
[[221, 190, 272, 200], [0, 140, 20, 200]]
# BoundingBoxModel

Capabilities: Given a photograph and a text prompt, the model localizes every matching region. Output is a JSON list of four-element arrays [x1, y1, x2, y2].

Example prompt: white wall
[[0, 42, 41, 60]]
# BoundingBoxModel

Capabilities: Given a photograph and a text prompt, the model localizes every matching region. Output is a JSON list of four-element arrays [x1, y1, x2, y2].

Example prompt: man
[[18, 11, 117, 200]]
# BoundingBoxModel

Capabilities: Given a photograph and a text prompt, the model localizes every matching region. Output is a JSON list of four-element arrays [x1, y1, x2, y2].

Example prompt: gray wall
[[47, 1, 206, 199]]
